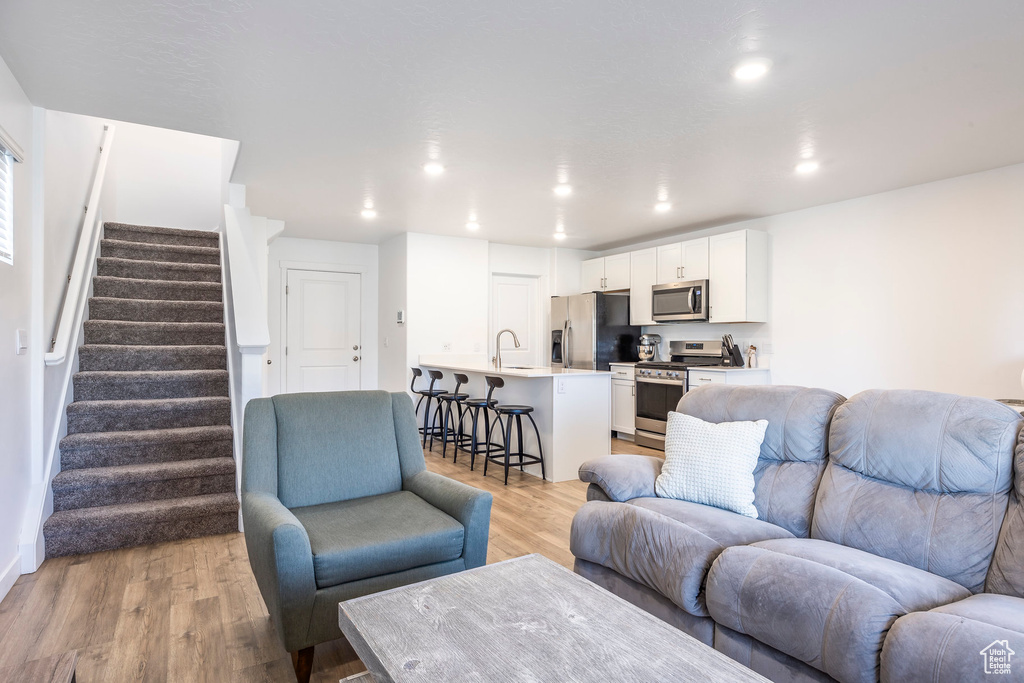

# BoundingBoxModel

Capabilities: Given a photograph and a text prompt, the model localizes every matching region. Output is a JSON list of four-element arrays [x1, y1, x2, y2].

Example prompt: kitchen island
[[418, 356, 611, 482]]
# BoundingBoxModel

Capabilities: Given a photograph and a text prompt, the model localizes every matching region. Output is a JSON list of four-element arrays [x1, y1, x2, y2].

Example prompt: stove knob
[[669, 372, 677, 378], [656, 371, 662, 376]]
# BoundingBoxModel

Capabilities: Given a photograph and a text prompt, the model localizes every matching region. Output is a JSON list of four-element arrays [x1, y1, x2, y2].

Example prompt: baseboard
[[0, 553, 21, 604]]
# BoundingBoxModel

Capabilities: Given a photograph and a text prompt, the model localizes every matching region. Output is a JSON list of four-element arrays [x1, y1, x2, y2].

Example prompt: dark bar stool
[[410, 367, 445, 446], [483, 376, 545, 485], [436, 373, 470, 459], [458, 376, 506, 471]]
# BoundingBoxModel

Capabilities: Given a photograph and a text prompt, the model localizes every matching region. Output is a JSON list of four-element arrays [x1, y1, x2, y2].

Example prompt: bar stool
[[458, 376, 506, 471], [410, 367, 446, 446], [483, 376, 545, 485], [436, 373, 470, 458]]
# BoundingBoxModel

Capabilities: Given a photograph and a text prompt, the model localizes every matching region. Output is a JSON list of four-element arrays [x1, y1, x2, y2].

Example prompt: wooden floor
[[0, 437, 655, 683]]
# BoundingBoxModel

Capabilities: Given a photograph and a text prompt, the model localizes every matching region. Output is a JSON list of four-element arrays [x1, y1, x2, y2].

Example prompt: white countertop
[[418, 357, 610, 378]]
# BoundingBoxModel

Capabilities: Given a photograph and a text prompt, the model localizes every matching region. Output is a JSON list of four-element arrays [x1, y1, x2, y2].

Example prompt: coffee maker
[[637, 334, 662, 362]]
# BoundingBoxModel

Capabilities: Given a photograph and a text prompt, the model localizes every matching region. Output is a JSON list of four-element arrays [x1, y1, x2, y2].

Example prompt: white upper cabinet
[[656, 243, 682, 284], [681, 238, 709, 281], [580, 254, 631, 293], [580, 257, 606, 292], [604, 253, 630, 290], [708, 230, 768, 323], [656, 237, 708, 284], [629, 248, 657, 325]]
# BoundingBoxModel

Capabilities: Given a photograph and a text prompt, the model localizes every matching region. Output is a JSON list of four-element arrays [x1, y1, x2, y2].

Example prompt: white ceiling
[[2, 1, 1023, 249]]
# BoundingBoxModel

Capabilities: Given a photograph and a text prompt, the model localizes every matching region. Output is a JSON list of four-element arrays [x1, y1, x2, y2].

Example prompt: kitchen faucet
[[494, 329, 521, 368]]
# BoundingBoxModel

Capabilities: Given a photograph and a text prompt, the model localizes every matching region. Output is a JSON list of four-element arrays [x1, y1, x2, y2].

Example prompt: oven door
[[651, 279, 709, 323], [634, 376, 685, 450]]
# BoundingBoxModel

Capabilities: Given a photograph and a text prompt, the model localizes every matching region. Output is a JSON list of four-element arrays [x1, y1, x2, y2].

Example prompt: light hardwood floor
[[0, 437, 656, 682]]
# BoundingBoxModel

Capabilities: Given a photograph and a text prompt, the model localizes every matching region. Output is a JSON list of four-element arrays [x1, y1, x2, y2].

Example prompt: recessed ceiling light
[[553, 232, 567, 241], [466, 221, 480, 231], [360, 208, 377, 219], [795, 160, 820, 175], [731, 58, 772, 81], [553, 184, 573, 197], [423, 162, 445, 176], [654, 202, 673, 213]]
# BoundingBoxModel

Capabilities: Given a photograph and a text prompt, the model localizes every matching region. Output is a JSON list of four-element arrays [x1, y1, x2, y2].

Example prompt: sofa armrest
[[578, 454, 664, 502], [405, 470, 493, 569], [241, 491, 317, 652]]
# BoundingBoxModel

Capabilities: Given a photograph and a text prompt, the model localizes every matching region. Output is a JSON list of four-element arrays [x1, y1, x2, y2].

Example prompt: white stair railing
[[21, 125, 116, 572], [221, 205, 270, 514], [45, 125, 115, 366]]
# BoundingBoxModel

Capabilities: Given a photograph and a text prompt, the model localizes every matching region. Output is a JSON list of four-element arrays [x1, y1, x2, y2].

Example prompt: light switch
[[16, 329, 27, 355]]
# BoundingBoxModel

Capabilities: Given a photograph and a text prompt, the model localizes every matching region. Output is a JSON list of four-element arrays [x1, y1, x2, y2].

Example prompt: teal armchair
[[241, 390, 492, 683]]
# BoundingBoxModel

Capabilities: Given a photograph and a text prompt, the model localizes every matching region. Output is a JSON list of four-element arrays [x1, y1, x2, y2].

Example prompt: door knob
[[353, 356, 360, 362], [352, 345, 360, 350]]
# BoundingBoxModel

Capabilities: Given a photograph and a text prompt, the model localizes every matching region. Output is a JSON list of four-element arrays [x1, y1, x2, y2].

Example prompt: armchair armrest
[[241, 491, 318, 652], [578, 454, 664, 502], [405, 470, 493, 569]]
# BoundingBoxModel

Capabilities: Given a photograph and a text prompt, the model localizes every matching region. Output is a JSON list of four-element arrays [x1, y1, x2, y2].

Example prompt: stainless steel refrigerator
[[550, 293, 642, 371]]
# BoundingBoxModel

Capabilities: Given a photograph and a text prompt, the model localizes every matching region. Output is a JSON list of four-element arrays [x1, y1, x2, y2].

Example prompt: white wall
[[550, 247, 597, 296], [405, 233, 489, 375], [603, 163, 1024, 400], [378, 233, 408, 392], [266, 237, 379, 395], [0, 55, 36, 600], [112, 121, 226, 230]]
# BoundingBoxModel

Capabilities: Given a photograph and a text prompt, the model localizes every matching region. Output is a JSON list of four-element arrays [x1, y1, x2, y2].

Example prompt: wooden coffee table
[[338, 554, 768, 683]]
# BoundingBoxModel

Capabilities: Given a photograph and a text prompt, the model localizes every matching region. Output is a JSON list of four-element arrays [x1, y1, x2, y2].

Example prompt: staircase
[[43, 223, 239, 558]]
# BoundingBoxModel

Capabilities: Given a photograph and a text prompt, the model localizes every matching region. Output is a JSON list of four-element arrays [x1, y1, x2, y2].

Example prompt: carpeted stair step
[[43, 493, 239, 558], [100, 239, 220, 265], [60, 425, 234, 469], [51, 457, 236, 512], [84, 320, 225, 345], [73, 369, 229, 401], [88, 297, 224, 323], [93, 276, 222, 302], [78, 344, 227, 372], [104, 222, 219, 248], [66, 396, 231, 434], [97, 257, 221, 283]]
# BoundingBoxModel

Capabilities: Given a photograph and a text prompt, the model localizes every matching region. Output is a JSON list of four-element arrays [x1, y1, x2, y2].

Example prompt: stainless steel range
[[634, 340, 726, 450]]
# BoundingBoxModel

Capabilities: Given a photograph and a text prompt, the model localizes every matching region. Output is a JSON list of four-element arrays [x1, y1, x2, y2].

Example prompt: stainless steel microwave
[[651, 279, 709, 322]]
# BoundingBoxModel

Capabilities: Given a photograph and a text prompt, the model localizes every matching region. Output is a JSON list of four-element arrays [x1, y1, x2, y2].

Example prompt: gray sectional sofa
[[571, 385, 1024, 683]]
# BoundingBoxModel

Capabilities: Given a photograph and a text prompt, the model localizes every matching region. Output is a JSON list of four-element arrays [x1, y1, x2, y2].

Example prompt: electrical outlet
[[473, 343, 481, 353], [442, 343, 452, 352], [557, 378, 567, 394], [383, 336, 389, 348]]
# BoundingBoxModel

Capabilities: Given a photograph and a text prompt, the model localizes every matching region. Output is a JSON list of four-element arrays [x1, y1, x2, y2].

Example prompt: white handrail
[[44, 125, 116, 366]]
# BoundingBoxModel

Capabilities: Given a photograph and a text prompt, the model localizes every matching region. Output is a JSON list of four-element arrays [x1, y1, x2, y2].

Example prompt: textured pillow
[[655, 411, 768, 518]]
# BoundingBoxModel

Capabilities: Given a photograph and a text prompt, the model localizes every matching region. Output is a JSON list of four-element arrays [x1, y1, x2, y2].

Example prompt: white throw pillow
[[655, 411, 768, 518]]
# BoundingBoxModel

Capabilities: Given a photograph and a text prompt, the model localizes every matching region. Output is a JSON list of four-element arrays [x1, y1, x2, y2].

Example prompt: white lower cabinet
[[609, 363, 636, 436], [686, 367, 771, 391]]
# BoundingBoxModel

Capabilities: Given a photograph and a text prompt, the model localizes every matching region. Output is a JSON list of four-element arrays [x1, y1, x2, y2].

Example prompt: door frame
[[276, 260, 371, 394]]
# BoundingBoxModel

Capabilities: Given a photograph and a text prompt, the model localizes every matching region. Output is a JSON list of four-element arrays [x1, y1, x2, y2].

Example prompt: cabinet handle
[[632, 385, 635, 396], [680, 266, 684, 277]]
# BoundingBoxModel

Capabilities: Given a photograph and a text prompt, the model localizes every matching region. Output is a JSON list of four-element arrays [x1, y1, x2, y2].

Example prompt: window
[[0, 150, 12, 265], [0, 123, 24, 266]]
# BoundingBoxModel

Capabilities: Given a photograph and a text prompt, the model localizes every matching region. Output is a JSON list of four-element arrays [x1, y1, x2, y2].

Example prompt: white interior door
[[490, 274, 540, 367], [286, 269, 362, 393]]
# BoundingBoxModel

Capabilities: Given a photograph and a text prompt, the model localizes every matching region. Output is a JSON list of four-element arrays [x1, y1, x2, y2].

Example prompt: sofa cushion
[[706, 541, 971, 683], [813, 389, 1021, 592], [881, 594, 1024, 682], [987, 427, 1024, 597], [656, 412, 767, 517], [570, 499, 793, 617], [678, 384, 845, 537], [292, 490, 465, 589]]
